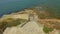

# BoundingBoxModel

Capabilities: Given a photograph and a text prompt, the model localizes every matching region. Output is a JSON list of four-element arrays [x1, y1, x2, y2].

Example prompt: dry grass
[[38, 19, 60, 29]]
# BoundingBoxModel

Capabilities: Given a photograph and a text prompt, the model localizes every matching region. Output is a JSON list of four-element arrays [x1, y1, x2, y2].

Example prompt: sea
[[0, 0, 60, 18]]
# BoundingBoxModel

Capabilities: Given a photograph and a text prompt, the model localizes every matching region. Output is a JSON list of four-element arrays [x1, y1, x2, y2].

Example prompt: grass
[[1, 18, 28, 27], [43, 26, 54, 33]]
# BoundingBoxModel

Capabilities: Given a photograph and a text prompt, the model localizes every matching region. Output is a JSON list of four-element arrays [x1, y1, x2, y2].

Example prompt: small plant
[[43, 26, 54, 34]]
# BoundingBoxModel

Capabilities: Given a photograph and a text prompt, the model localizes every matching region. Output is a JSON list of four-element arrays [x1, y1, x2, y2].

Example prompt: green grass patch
[[1, 18, 28, 27], [43, 26, 54, 33]]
